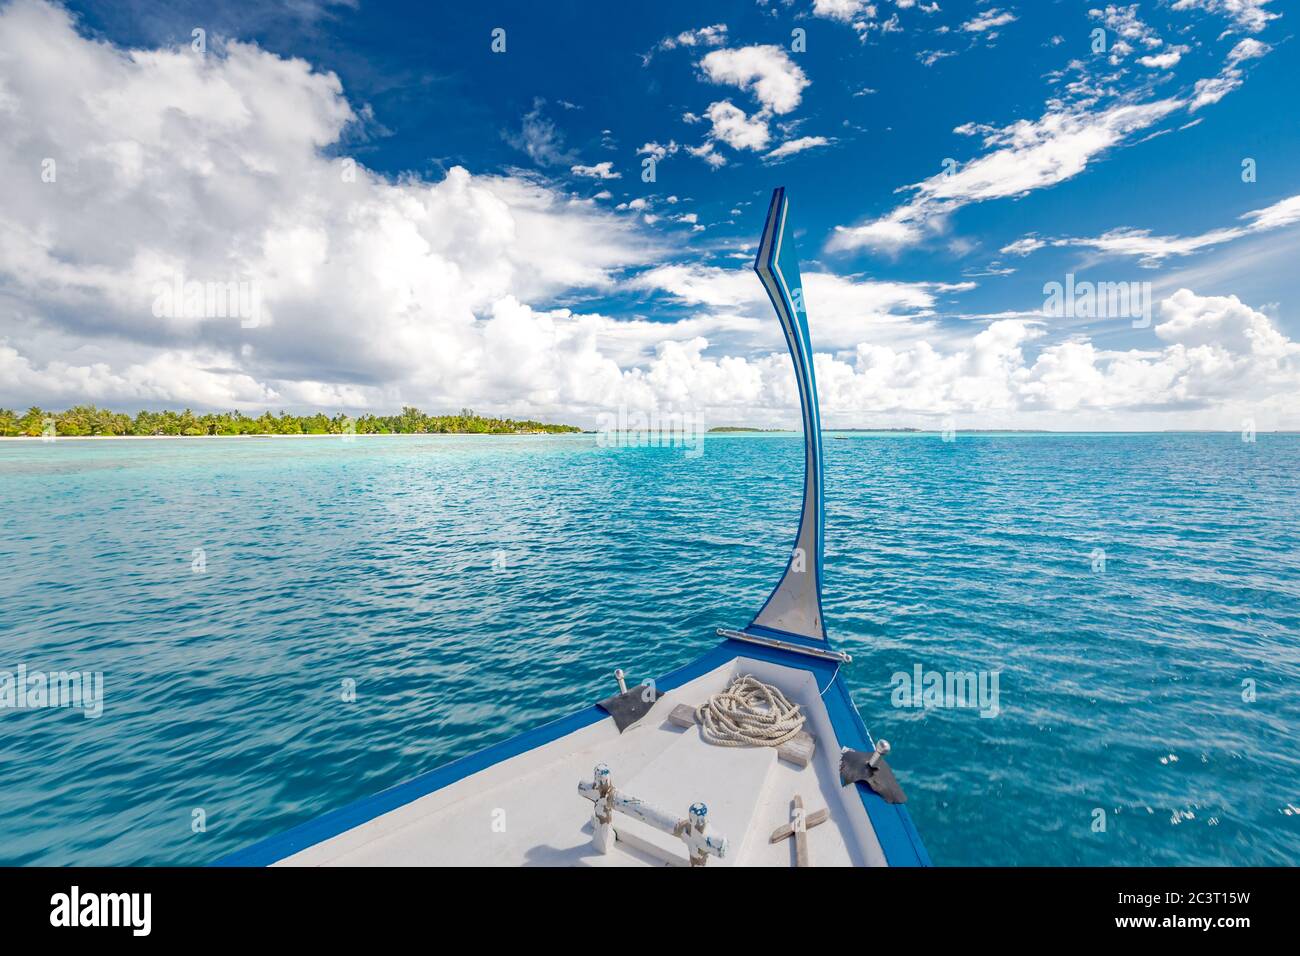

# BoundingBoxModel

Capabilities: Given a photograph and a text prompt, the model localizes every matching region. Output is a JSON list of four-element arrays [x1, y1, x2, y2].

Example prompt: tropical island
[[0, 405, 580, 437]]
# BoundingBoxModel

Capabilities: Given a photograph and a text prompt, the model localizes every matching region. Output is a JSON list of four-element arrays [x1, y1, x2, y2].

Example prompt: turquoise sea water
[[0, 433, 1297, 866]]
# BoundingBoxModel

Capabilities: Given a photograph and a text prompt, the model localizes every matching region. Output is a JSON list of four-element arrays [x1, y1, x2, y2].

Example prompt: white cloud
[[1171, 0, 1278, 34], [1042, 193, 1300, 264], [830, 216, 925, 254], [1227, 36, 1271, 63], [1190, 37, 1271, 110], [0, 0, 663, 415], [871, 13, 903, 34], [828, 99, 1182, 252], [764, 135, 832, 162], [0, 342, 285, 409], [816, 289, 1300, 427], [688, 45, 813, 163], [654, 23, 728, 52], [701, 100, 771, 151], [630, 262, 972, 351], [1001, 236, 1046, 256], [961, 8, 1017, 32], [687, 141, 728, 169], [812, 0, 877, 22], [1188, 73, 1237, 110], [1138, 46, 1189, 69], [505, 99, 574, 166], [1155, 288, 1289, 353], [699, 45, 809, 115], [570, 161, 621, 179], [586, 287, 1291, 429], [833, 36, 1266, 254], [918, 49, 956, 66], [491, 288, 1300, 429], [637, 141, 679, 165], [1089, 5, 1164, 53], [641, 24, 729, 66]]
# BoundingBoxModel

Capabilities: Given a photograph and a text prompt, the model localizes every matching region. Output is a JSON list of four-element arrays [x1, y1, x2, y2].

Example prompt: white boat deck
[[277, 656, 888, 867]]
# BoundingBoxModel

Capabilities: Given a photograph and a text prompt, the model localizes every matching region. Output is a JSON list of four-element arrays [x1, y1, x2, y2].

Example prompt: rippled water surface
[[1, 433, 1297, 866]]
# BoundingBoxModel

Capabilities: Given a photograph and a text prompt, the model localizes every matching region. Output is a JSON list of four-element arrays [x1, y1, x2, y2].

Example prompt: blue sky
[[0, 0, 1296, 428]]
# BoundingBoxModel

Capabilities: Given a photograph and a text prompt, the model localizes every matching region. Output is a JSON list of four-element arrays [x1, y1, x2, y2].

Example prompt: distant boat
[[217, 188, 930, 868]]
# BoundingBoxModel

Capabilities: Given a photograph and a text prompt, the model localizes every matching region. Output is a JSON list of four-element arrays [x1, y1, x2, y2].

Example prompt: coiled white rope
[[696, 675, 805, 748]]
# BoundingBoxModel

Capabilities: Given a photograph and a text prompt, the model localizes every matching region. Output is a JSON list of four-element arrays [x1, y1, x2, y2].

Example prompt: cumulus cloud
[[687, 45, 811, 163], [614, 269, 1300, 429], [570, 161, 620, 179], [595, 288, 1299, 430], [1138, 46, 1189, 69], [812, 0, 874, 22], [700, 100, 771, 151], [637, 140, 679, 161], [699, 45, 809, 115], [812, 289, 1300, 427], [687, 141, 728, 169], [0, 0, 659, 414], [629, 263, 972, 351]]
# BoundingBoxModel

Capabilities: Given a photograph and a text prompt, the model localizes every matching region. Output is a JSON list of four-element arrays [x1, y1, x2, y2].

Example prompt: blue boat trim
[[216, 637, 928, 867], [822, 671, 933, 867], [214, 642, 725, 867]]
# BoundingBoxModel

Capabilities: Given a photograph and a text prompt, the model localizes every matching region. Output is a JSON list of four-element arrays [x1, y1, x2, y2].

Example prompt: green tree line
[[0, 405, 580, 437]]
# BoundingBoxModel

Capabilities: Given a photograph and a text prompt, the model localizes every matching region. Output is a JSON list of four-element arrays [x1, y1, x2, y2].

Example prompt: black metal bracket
[[840, 749, 907, 804], [596, 686, 660, 733]]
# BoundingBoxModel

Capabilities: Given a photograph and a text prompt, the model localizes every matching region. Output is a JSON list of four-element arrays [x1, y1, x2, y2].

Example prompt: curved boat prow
[[748, 186, 827, 645], [216, 189, 929, 869]]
